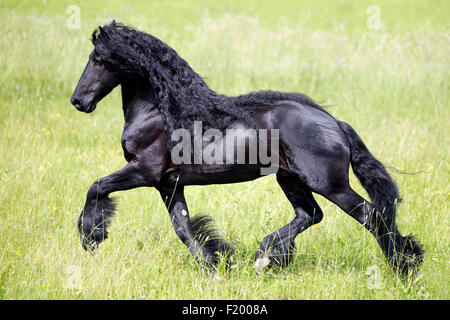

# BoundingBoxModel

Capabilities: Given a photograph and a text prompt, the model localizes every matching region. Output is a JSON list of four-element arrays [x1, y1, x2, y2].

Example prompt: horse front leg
[[157, 180, 225, 268], [78, 161, 152, 251]]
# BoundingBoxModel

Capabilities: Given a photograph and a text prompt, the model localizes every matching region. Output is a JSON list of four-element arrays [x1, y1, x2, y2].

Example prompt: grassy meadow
[[0, 0, 448, 299]]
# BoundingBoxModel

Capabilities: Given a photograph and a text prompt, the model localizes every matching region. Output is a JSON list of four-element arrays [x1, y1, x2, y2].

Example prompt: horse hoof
[[254, 256, 271, 275], [80, 235, 99, 253]]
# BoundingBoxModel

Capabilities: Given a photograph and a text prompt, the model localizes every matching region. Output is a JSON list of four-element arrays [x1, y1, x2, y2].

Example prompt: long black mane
[[92, 21, 328, 148]]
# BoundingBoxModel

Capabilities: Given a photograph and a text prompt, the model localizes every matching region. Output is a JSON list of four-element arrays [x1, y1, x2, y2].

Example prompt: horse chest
[[120, 124, 144, 161], [120, 114, 165, 162], [120, 130, 135, 161]]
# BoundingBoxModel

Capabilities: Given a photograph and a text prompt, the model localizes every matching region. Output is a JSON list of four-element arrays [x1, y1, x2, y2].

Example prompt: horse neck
[[120, 78, 158, 122]]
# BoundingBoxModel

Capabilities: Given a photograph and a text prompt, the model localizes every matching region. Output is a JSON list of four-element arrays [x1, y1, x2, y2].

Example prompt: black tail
[[337, 121, 400, 218], [191, 214, 234, 268], [337, 121, 424, 276]]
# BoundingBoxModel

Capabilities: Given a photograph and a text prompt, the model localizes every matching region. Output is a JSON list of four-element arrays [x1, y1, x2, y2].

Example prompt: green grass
[[0, 0, 448, 299]]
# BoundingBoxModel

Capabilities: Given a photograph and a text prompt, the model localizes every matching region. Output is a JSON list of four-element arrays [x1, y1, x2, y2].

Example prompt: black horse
[[70, 22, 423, 276]]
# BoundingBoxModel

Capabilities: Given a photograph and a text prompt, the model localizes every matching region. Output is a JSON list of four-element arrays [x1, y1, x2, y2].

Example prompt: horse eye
[[92, 57, 102, 66]]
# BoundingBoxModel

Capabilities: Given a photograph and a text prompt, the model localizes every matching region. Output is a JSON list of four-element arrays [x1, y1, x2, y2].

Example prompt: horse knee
[[295, 203, 323, 226], [86, 180, 105, 199], [310, 206, 323, 224]]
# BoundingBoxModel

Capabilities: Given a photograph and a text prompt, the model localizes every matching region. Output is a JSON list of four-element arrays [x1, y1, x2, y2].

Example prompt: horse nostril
[[71, 97, 82, 110]]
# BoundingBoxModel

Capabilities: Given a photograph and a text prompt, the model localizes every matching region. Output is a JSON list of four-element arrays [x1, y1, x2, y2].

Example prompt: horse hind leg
[[322, 185, 423, 277], [254, 172, 323, 273], [330, 120, 424, 276]]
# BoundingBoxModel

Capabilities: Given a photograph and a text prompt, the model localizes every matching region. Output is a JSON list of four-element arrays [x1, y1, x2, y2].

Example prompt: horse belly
[[179, 164, 263, 185]]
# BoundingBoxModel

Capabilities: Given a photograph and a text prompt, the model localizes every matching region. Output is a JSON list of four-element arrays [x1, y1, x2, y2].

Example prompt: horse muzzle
[[70, 96, 97, 113]]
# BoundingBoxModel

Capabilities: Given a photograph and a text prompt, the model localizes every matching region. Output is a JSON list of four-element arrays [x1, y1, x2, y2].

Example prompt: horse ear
[[98, 26, 112, 40], [92, 28, 100, 43]]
